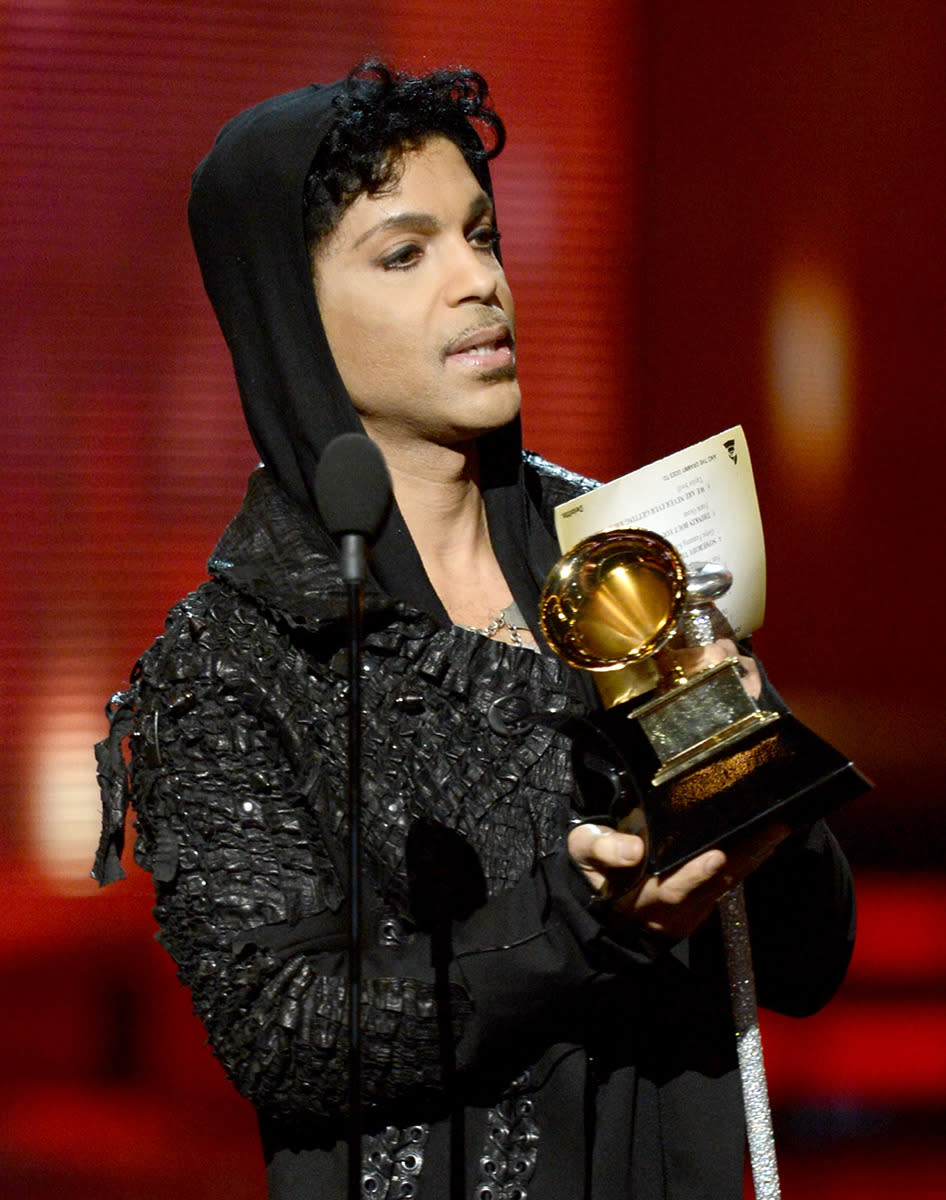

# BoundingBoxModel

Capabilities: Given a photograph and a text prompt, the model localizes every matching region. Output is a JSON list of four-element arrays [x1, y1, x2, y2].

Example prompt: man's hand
[[567, 820, 790, 942], [656, 637, 762, 700]]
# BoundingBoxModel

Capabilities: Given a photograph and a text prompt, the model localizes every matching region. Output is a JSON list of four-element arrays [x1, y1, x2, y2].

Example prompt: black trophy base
[[570, 709, 871, 878], [640, 713, 870, 875]]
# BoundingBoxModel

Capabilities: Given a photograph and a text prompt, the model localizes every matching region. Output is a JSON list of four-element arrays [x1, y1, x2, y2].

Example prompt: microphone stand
[[314, 431, 393, 1200], [342, 531, 366, 1200]]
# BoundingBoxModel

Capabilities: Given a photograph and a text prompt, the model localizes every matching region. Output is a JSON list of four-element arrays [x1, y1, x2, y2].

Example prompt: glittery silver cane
[[718, 884, 780, 1200], [686, 565, 781, 1199]]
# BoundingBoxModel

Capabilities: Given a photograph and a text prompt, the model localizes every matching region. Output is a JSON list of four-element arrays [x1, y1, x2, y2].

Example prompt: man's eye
[[379, 244, 422, 270], [470, 227, 501, 252]]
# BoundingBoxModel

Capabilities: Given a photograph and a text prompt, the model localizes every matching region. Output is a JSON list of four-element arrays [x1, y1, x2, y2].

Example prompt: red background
[[2, 2, 944, 1196]]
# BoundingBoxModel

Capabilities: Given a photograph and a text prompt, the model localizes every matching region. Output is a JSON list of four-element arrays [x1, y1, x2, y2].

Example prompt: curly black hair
[[303, 60, 505, 256]]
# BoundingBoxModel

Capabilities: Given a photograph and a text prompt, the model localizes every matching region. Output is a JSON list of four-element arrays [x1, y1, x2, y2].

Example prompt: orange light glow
[[767, 259, 854, 495]]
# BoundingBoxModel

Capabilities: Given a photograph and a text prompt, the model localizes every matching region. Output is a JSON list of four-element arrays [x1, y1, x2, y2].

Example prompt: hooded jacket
[[185, 75, 559, 632], [94, 72, 856, 1199]]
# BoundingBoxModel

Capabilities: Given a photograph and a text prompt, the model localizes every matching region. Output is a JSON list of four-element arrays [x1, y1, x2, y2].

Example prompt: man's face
[[311, 136, 519, 455]]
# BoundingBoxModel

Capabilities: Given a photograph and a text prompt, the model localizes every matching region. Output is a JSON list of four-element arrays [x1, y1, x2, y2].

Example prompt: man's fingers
[[633, 848, 725, 908], [721, 822, 792, 880], [646, 823, 791, 906], [610, 820, 794, 937], [568, 823, 644, 870], [656, 639, 763, 700], [569, 818, 791, 927]]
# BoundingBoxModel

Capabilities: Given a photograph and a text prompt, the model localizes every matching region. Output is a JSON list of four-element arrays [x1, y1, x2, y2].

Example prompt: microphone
[[314, 433, 392, 582]]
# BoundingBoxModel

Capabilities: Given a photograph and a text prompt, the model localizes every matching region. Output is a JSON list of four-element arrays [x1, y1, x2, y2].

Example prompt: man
[[94, 62, 855, 1199]]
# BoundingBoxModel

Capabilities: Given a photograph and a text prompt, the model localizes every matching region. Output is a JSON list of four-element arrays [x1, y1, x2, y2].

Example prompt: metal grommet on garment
[[377, 917, 403, 947]]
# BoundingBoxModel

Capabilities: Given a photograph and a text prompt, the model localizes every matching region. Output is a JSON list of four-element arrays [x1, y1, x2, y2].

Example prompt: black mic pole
[[343, 530, 365, 1200], [314, 434, 392, 1200]]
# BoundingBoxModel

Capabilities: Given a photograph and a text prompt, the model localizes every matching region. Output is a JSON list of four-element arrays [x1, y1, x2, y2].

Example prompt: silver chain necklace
[[461, 602, 528, 648]]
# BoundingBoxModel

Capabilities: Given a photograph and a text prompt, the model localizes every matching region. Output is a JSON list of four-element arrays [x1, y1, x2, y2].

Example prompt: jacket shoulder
[[522, 451, 599, 526]]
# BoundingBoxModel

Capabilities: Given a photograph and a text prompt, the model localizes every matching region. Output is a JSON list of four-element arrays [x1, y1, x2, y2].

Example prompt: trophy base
[[621, 712, 871, 875]]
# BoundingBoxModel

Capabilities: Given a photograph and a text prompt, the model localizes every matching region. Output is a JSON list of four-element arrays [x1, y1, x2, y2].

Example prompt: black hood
[[188, 76, 559, 632]]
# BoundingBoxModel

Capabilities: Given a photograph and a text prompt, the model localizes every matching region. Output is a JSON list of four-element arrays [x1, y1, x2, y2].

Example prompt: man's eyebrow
[[352, 192, 495, 250]]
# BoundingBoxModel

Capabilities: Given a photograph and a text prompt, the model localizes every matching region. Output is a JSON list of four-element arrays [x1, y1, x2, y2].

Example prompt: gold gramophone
[[540, 527, 869, 878]]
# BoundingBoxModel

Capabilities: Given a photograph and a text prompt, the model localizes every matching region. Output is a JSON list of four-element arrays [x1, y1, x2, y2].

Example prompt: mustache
[[441, 309, 515, 359]]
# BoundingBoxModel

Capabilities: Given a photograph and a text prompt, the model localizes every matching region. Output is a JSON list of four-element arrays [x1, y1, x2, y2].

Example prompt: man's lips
[[443, 322, 515, 362]]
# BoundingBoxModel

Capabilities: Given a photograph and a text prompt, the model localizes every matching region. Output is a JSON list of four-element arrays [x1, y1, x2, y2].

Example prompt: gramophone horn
[[538, 527, 688, 671]]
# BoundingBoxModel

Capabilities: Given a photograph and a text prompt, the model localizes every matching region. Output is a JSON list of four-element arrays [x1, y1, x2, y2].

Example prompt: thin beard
[[476, 363, 518, 383]]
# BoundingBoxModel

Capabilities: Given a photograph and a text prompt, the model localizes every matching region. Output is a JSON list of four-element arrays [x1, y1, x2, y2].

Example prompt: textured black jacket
[[95, 460, 856, 1200]]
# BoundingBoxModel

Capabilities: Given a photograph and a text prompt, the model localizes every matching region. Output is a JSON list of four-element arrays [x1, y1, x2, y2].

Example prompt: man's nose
[[444, 239, 500, 305]]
